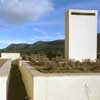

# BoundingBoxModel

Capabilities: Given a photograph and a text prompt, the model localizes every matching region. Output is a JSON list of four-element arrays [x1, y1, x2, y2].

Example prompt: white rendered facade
[[65, 9, 98, 61], [1, 53, 21, 60]]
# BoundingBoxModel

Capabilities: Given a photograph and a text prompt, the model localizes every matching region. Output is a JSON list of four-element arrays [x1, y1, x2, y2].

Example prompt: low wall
[[19, 61, 41, 100], [19, 61, 100, 100], [0, 60, 11, 100], [1, 53, 21, 60]]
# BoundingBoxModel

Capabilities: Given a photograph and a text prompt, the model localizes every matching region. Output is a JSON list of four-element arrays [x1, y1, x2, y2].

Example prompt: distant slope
[[2, 44, 30, 53], [0, 34, 100, 58], [1, 40, 65, 58]]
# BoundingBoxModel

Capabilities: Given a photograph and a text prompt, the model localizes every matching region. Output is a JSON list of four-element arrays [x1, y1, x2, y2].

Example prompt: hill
[[1, 40, 65, 59], [0, 34, 100, 59]]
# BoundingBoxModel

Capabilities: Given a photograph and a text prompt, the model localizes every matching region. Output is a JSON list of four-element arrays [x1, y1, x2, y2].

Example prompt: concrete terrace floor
[[0, 59, 7, 67], [7, 63, 28, 100]]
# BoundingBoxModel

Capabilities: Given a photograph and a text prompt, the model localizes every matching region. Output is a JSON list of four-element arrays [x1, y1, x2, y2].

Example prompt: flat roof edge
[[65, 9, 97, 13]]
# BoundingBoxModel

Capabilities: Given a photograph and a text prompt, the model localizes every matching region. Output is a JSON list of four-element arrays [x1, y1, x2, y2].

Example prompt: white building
[[65, 9, 98, 61], [1, 53, 21, 60]]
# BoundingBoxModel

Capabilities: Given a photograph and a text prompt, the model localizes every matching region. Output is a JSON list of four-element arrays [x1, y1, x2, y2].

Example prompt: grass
[[29, 59, 100, 73]]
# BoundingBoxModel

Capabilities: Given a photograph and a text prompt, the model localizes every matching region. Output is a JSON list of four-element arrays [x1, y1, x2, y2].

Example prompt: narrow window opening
[[71, 12, 95, 16]]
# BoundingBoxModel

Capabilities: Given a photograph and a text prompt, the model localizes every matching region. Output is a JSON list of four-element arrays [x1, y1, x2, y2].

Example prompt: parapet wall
[[1, 53, 21, 60], [19, 61, 40, 100], [0, 60, 11, 100], [19, 60, 100, 100]]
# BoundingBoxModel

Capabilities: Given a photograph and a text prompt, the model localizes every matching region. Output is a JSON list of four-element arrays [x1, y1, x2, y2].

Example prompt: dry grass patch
[[29, 59, 100, 73]]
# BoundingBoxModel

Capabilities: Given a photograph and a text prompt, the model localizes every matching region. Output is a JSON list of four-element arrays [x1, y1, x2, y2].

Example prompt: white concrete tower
[[65, 9, 98, 61]]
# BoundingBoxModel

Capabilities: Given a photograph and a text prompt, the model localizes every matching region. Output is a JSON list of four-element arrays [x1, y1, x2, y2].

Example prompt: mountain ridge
[[0, 39, 64, 58], [0, 34, 100, 58]]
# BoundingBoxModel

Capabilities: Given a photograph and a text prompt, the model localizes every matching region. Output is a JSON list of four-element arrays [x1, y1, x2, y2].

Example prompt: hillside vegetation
[[0, 34, 100, 59], [29, 59, 100, 73], [0, 40, 64, 59]]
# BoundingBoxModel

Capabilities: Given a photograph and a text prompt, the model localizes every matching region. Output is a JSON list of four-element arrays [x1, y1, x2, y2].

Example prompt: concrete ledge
[[19, 61, 41, 100], [19, 61, 100, 100], [0, 60, 11, 100]]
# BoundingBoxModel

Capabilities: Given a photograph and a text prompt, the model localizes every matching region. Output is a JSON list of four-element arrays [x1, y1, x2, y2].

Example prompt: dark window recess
[[71, 12, 95, 16]]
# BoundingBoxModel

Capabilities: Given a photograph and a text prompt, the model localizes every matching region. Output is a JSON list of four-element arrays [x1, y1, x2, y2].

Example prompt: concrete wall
[[0, 77, 8, 100], [34, 75, 100, 100], [19, 61, 38, 100], [19, 61, 100, 100], [65, 9, 97, 61], [1, 53, 21, 60], [0, 60, 11, 100]]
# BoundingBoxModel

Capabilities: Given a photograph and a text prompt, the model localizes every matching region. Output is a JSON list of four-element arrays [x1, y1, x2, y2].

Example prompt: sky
[[0, 0, 100, 48]]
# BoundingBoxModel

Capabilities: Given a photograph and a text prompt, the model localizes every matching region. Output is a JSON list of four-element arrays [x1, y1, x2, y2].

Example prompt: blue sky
[[0, 0, 100, 48]]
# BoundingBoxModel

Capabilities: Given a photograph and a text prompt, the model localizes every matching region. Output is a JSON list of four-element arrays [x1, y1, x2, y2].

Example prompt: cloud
[[33, 27, 46, 34], [56, 32, 62, 35], [0, 24, 6, 29], [32, 31, 64, 42], [0, 0, 54, 23], [33, 27, 63, 36], [0, 40, 33, 45], [32, 20, 63, 26], [32, 35, 64, 41]]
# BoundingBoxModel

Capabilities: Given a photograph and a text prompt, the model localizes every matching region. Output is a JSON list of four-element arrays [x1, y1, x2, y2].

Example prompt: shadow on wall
[[7, 63, 28, 100]]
